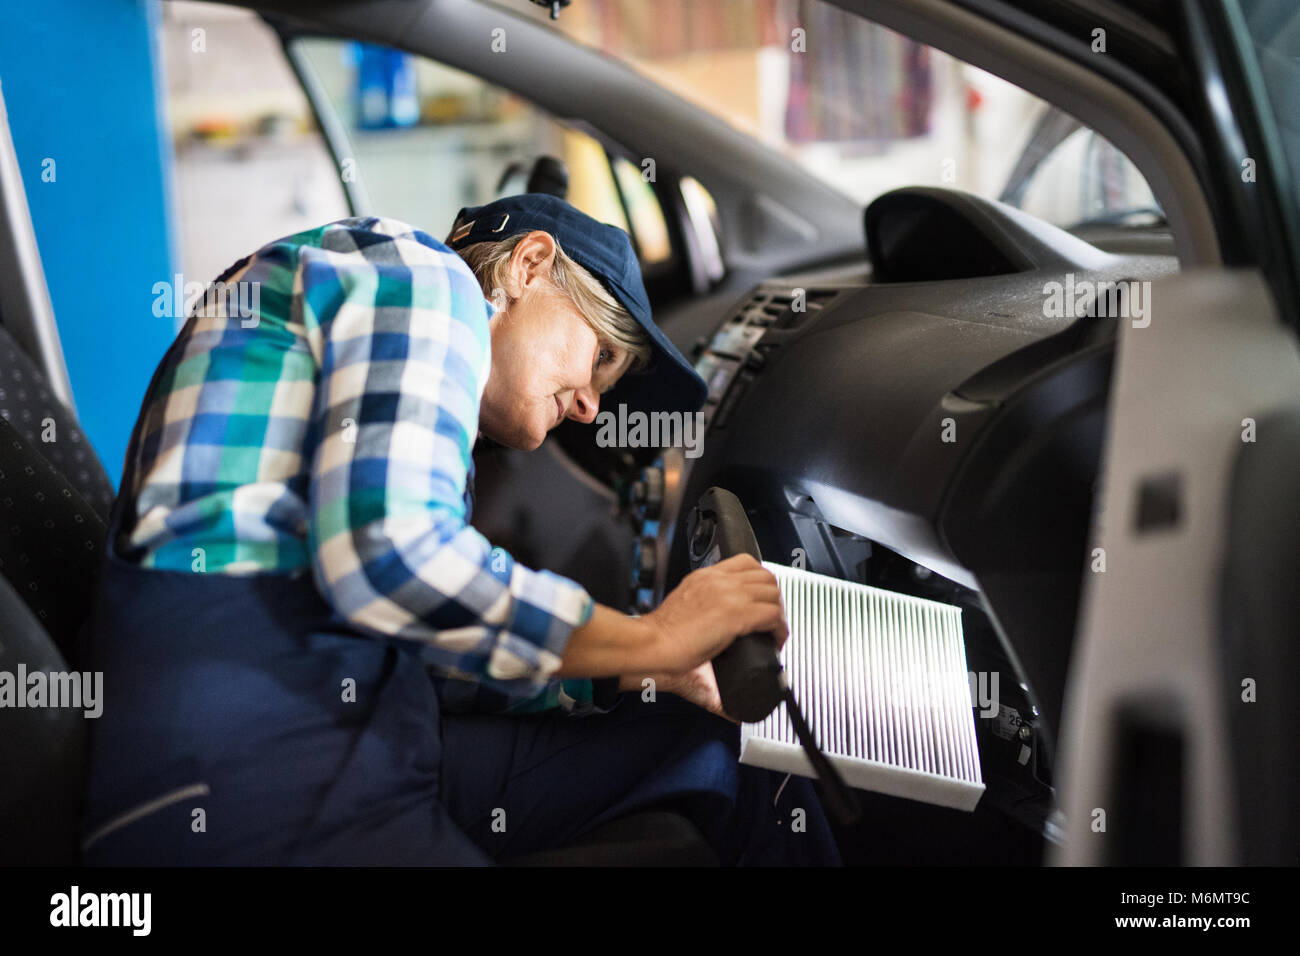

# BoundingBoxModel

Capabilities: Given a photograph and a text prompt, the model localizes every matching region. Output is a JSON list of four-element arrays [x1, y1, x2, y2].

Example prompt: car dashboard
[[608, 187, 1179, 840]]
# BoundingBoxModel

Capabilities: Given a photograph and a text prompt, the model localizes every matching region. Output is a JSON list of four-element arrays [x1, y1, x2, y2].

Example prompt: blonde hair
[[455, 232, 652, 374]]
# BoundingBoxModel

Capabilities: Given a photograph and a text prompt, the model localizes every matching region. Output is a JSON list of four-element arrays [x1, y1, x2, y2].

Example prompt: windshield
[[491, 0, 1161, 230], [1234, 0, 1300, 222]]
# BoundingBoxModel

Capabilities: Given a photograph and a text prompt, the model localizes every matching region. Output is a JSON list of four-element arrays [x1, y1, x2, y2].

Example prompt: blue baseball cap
[[445, 193, 707, 415]]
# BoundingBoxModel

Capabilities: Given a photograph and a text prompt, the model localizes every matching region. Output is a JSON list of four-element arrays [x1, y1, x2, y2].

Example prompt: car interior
[[3, 0, 1298, 868]]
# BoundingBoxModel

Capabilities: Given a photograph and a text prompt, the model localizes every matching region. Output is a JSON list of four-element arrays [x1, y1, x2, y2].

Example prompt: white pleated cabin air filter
[[742, 562, 985, 812]]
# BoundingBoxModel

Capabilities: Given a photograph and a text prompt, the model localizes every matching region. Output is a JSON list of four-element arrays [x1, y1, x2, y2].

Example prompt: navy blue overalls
[[78, 405, 843, 866]]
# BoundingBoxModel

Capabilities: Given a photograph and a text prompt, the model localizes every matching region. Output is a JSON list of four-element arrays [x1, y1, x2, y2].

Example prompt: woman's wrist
[[554, 603, 665, 679], [620, 610, 665, 674], [617, 673, 640, 693]]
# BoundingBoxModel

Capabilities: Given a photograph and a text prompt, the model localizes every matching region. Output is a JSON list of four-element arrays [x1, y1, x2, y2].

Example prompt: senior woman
[[78, 193, 841, 865]]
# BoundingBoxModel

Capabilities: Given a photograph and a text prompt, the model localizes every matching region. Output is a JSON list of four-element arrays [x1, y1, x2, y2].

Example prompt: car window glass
[[1233, 1, 1300, 223], [1017, 127, 1160, 228], [292, 37, 672, 268], [160, 3, 350, 296], [612, 157, 672, 265], [493, 0, 1162, 230]]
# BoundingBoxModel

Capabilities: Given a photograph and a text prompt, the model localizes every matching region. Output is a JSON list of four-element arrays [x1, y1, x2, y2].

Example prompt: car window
[[491, 0, 1162, 230], [611, 156, 672, 264], [1015, 125, 1161, 228], [160, 2, 350, 299], [290, 37, 673, 269], [1233, 1, 1300, 229]]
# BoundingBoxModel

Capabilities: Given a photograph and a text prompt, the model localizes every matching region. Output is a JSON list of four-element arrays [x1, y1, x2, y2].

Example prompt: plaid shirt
[[120, 217, 613, 715]]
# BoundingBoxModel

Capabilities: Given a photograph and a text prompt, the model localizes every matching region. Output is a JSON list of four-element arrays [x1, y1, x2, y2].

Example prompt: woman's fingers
[[650, 554, 792, 672], [742, 579, 783, 600], [715, 552, 763, 571], [719, 564, 788, 647], [741, 597, 788, 643]]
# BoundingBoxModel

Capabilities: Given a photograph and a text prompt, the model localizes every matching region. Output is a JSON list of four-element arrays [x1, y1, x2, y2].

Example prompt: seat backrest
[[0, 409, 106, 658], [0, 322, 115, 521], [0, 573, 88, 865]]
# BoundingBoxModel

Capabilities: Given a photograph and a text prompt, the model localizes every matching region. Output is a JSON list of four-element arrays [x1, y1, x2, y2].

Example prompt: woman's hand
[[641, 554, 789, 675], [557, 555, 787, 701], [620, 662, 736, 722], [664, 661, 736, 723]]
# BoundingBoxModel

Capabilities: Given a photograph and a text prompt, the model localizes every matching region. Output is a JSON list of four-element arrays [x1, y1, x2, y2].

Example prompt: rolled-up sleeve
[[299, 219, 594, 702]]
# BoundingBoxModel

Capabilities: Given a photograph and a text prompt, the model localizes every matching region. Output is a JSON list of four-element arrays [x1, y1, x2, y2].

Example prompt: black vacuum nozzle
[[685, 487, 862, 826]]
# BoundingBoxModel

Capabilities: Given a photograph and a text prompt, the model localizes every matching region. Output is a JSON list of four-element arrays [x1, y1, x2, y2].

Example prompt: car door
[[1041, 0, 1300, 865]]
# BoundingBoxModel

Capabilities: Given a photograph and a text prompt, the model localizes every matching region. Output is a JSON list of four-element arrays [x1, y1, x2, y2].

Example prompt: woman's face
[[478, 231, 634, 451]]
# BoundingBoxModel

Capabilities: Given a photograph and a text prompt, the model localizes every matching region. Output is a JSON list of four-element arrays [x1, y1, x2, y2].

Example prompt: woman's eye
[[598, 348, 612, 366]]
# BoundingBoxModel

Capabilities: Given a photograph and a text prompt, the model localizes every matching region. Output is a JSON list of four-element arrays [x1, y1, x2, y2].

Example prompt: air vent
[[741, 288, 839, 328], [772, 289, 839, 330], [741, 562, 986, 811]]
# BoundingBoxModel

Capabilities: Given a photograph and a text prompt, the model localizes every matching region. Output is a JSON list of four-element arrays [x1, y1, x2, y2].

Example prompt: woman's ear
[[509, 231, 558, 293]]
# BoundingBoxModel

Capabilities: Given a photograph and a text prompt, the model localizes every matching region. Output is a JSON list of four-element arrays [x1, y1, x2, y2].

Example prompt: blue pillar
[[0, 0, 178, 487]]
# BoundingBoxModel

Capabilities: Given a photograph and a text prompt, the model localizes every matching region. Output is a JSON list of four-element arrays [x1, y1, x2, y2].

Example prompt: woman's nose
[[569, 386, 600, 424]]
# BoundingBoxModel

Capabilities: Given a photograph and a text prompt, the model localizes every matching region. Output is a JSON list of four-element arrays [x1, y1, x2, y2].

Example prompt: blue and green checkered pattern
[[119, 217, 606, 715]]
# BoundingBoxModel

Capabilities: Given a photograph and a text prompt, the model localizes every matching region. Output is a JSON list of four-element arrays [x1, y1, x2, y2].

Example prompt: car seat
[[0, 84, 715, 860]]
